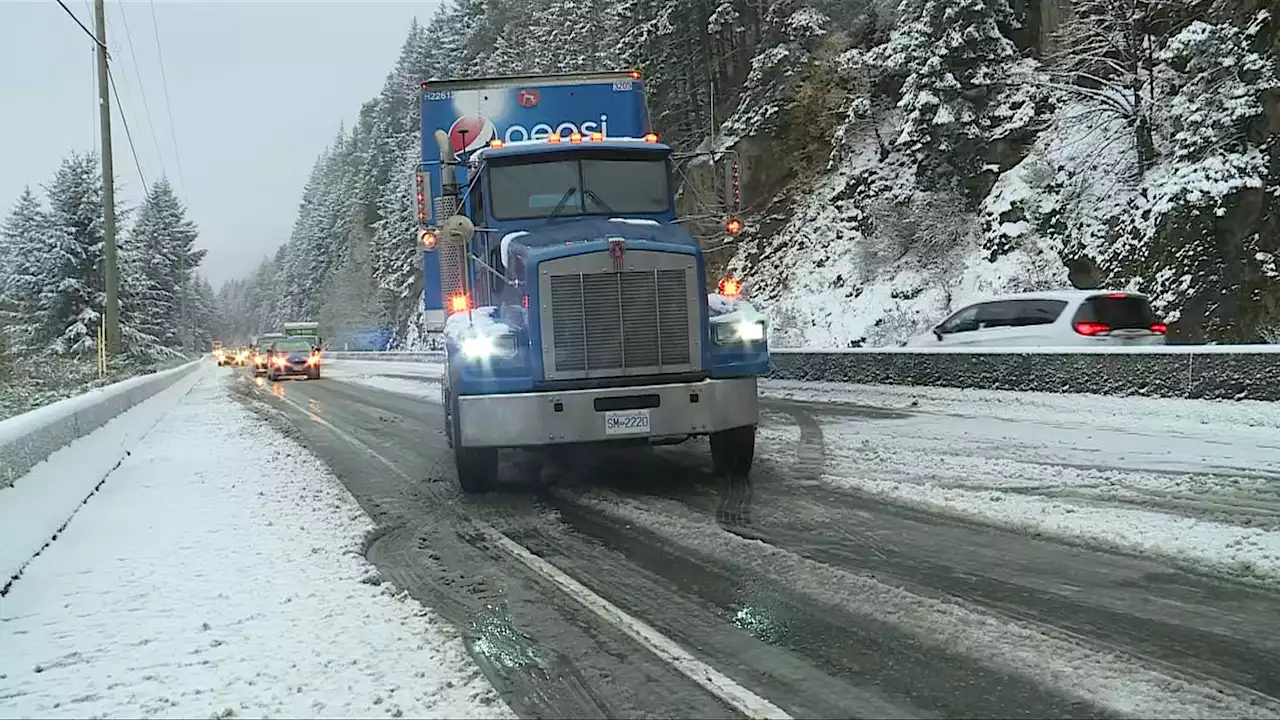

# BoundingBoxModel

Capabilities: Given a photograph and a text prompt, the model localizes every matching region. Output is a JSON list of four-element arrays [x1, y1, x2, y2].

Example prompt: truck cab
[[418, 71, 768, 493]]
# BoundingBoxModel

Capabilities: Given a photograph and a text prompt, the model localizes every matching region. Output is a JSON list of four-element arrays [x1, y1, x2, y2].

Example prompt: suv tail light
[[1073, 321, 1111, 336]]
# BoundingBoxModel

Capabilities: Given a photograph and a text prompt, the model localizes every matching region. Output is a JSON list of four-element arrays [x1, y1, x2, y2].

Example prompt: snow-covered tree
[[126, 177, 206, 353], [861, 0, 1044, 187], [1047, 0, 1209, 172], [42, 152, 117, 356], [1104, 16, 1280, 341], [0, 188, 51, 356]]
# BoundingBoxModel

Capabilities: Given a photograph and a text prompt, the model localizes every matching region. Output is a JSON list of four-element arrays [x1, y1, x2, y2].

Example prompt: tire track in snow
[[563, 489, 1280, 719]]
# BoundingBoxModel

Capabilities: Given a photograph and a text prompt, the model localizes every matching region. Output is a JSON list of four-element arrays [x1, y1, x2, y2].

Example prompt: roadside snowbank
[[0, 375, 512, 719]]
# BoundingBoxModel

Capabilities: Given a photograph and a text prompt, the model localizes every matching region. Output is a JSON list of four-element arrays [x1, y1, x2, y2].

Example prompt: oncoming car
[[266, 337, 322, 381], [906, 291, 1168, 348]]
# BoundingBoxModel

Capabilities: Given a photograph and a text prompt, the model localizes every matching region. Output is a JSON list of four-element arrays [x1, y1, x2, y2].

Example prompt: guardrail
[[326, 345, 1280, 401], [0, 358, 204, 489]]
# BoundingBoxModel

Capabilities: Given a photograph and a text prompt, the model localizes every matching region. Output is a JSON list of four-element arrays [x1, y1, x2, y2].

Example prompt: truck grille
[[540, 251, 700, 379]]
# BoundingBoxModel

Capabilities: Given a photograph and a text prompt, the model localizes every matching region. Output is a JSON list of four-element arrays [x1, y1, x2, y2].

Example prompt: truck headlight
[[460, 333, 519, 359], [713, 321, 765, 344]]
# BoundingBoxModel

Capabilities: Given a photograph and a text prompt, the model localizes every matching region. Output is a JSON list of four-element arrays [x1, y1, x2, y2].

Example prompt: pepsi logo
[[447, 115, 496, 156], [517, 88, 540, 108]]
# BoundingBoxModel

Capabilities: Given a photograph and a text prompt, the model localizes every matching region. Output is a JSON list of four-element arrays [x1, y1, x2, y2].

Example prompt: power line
[[83, 0, 97, 149], [116, 1, 167, 180], [55, 0, 106, 50], [108, 65, 149, 196], [103, 27, 153, 193], [147, 0, 186, 193]]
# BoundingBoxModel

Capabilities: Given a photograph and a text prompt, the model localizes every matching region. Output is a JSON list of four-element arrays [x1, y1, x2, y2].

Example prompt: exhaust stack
[[434, 130, 459, 216]]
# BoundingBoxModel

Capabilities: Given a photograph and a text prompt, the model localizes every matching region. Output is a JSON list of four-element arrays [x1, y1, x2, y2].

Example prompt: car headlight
[[713, 321, 766, 344], [460, 332, 519, 359]]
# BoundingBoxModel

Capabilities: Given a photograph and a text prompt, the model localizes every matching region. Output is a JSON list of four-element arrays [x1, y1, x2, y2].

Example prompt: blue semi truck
[[417, 70, 769, 493]]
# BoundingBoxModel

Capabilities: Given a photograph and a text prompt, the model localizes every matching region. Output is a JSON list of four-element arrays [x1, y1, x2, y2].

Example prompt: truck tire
[[456, 447, 498, 494], [710, 425, 756, 477], [450, 395, 496, 494]]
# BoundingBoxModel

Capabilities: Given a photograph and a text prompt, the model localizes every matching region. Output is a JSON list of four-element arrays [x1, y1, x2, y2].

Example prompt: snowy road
[[230, 359, 1280, 719]]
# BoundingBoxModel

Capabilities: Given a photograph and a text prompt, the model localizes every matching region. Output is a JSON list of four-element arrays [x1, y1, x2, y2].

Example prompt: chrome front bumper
[[456, 377, 758, 448]]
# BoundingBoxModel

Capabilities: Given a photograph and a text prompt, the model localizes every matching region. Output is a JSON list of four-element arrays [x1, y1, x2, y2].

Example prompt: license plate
[[604, 409, 650, 436]]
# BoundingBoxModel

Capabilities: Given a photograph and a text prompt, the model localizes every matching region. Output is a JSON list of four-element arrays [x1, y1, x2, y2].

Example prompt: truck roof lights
[[569, 132, 583, 143], [629, 70, 641, 79], [644, 132, 658, 143], [547, 134, 562, 144], [589, 131, 604, 142], [489, 139, 503, 148]]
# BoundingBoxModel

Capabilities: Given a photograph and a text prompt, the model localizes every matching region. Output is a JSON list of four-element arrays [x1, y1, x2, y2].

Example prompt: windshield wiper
[[546, 187, 577, 222], [584, 188, 616, 215]]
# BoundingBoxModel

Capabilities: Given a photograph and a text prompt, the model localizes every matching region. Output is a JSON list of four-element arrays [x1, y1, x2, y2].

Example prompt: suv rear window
[[1072, 295, 1158, 329]]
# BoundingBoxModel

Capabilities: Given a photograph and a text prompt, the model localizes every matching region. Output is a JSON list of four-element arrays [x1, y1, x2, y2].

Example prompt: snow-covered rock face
[[729, 133, 1068, 350]]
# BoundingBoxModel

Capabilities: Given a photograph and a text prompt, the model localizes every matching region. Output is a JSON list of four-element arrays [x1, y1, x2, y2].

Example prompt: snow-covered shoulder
[[444, 306, 511, 340], [707, 293, 765, 325], [0, 375, 513, 718]]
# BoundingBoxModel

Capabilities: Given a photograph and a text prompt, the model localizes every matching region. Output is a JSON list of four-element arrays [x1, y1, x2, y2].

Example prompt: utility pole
[[94, 0, 120, 355]]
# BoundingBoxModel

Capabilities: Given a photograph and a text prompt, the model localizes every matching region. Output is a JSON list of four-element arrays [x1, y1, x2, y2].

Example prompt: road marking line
[[260, 385, 791, 719], [487, 530, 793, 720]]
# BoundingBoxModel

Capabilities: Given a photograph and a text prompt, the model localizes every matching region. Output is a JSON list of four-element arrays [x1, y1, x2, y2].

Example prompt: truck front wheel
[[456, 448, 498, 494], [450, 395, 497, 494], [710, 425, 756, 477]]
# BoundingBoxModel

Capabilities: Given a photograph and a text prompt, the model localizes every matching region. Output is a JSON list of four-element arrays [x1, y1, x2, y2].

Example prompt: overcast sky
[[1, 0, 437, 287]]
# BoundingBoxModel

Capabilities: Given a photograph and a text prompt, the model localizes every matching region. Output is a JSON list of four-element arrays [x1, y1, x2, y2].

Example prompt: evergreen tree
[[863, 0, 1040, 187], [127, 177, 206, 351], [118, 226, 170, 359], [1107, 19, 1279, 341], [42, 152, 118, 356], [0, 187, 51, 356]]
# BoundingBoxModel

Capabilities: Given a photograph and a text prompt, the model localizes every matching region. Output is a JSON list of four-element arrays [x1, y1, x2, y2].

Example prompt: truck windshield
[[488, 153, 671, 220]]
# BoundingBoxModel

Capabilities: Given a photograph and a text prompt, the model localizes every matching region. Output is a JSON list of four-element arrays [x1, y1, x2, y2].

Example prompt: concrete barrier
[[0, 359, 204, 489], [769, 346, 1280, 401]]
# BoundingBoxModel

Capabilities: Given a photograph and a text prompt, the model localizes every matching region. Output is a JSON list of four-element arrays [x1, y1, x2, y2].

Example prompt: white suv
[[905, 290, 1169, 348]]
